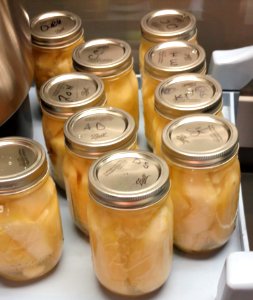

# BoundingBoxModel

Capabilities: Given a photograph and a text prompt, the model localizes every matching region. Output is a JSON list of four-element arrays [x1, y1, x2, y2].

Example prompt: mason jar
[[153, 73, 223, 155], [40, 73, 106, 190], [161, 114, 240, 253], [0, 137, 63, 281], [88, 150, 173, 296], [139, 9, 197, 73], [31, 11, 85, 94], [63, 107, 137, 234], [143, 41, 206, 147], [72, 38, 139, 127]]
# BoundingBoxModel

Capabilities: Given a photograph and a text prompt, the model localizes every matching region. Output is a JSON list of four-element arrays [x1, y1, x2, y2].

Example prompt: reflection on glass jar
[[162, 114, 240, 253], [63, 107, 137, 234], [31, 11, 85, 95], [143, 41, 206, 148], [0, 137, 63, 281], [40, 73, 106, 190], [139, 9, 198, 73], [72, 38, 139, 127], [153, 73, 223, 155], [88, 150, 173, 296]]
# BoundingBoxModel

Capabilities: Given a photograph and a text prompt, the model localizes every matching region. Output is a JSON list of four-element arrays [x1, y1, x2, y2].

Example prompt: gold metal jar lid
[[31, 11, 84, 48], [89, 150, 170, 209], [162, 114, 239, 168], [155, 74, 223, 119], [144, 41, 206, 79], [0, 137, 48, 194], [141, 9, 197, 43], [72, 38, 133, 77], [64, 107, 137, 158], [40, 73, 106, 118]]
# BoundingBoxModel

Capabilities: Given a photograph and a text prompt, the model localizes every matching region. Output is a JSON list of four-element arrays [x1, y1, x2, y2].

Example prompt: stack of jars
[[0, 8, 241, 298], [139, 8, 240, 256]]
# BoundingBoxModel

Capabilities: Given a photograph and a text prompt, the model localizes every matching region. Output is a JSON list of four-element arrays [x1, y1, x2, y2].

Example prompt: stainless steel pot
[[0, 0, 33, 126]]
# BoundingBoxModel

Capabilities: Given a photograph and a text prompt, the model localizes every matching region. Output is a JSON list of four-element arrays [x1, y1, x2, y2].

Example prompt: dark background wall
[[21, 0, 253, 72]]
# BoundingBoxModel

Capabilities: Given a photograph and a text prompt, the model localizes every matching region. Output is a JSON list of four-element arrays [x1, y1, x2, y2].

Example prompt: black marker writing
[[136, 174, 150, 186]]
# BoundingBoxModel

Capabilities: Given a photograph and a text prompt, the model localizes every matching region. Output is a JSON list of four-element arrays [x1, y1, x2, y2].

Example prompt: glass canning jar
[[72, 38, 139, 127], [142, 41, 206, 148], [161, 114, 240, 253], [31, 11, 84, 94], [88, 150, 172, 296], [153, 73, 223, 155], [40, 73, 106, 190], [0, 137, 63, 281], [139, 9, 197, 73], [63, 107, 137, 234]]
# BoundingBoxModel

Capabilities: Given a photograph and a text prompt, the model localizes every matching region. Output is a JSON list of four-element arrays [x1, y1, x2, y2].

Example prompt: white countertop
[[0, 89, 248, 300]]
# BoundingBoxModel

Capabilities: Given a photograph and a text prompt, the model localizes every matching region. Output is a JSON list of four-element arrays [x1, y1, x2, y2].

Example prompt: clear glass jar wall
[[162, 114, 240, 253], [139, 9, 198, 73], [63, 107, 137, 234], [31, 11, 85, 94], [0, 137, 63, 281], [72, 38, 139, 127], [40, 73, 106, 190], [88, 150, 173, 296], [153, 73, 223, 155], [142, 40, 206, 147]]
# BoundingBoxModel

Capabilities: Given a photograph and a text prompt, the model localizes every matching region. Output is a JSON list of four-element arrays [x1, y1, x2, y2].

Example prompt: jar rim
[[155, 73, 223, 119], [72, 38, 133, 77], [31, 10, 84, 48], [161, 114, 239, 168], [88, 150, 170, 209], [0, 137, 48, 194], [64, 107, 137, 158], [141, 9, 197, 43], [144, 41, 206, 79], [39, 73, 106, 118]]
